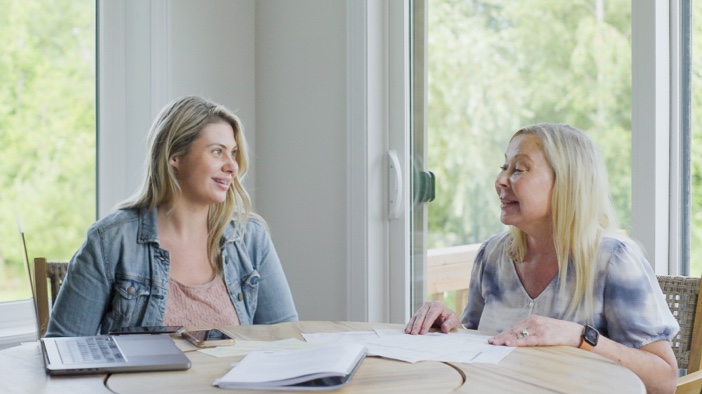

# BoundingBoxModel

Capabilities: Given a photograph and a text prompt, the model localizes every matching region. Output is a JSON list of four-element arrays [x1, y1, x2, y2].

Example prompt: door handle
[[415, 170, 435, 203], [388, 150, 402, 219]]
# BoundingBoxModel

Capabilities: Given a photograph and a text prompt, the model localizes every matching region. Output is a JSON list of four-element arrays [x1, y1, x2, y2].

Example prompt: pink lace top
[[163, 273, 240, 327]]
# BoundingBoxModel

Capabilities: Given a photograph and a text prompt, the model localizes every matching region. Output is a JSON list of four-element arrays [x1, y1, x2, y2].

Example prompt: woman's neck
[[157, 203, 209, 240], [524, 231, 557, 262]]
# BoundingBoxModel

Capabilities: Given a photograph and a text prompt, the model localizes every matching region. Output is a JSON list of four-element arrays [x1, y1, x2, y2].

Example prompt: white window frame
[[98, 0, 172, 217], [347, 0, 411, 324], [631, 0, 680, 274], [0, 300, 37, 350], [668, 0, 690, 275]]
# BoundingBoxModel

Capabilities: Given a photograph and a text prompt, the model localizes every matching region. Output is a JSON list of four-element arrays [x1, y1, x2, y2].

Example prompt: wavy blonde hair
[[121, 96, 252, 271], [507, 123, 619, 320]]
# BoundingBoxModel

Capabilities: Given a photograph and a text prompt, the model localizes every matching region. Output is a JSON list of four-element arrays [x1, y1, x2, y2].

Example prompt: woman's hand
[[405, 301, 460, 334], [488, 315, 582, 347]]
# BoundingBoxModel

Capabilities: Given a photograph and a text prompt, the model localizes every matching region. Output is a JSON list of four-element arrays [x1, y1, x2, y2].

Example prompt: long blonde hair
[[507, 123, 618, 320], [121, 96, 252, 271]]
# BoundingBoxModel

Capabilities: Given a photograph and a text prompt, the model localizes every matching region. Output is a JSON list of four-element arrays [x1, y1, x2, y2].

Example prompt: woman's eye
[[499, 165, 508, 172], [212, 148, 222, 156]]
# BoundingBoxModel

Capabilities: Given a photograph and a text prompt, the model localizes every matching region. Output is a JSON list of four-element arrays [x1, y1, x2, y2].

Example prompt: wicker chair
[[657, 275, 702, 394], [34, 257, 68, 337]]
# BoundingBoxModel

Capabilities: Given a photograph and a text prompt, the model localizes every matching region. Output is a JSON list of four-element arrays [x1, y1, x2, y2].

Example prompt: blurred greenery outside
[[0, 0, 95, 301], [425, 0, 702, 309]]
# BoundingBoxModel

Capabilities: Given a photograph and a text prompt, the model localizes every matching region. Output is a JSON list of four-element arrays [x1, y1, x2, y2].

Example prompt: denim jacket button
[[238, 293, 243, 301], [128, 286, 136, 296]]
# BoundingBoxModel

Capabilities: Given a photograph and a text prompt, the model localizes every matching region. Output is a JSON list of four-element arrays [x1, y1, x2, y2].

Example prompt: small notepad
[[213, 343, 367, 391]]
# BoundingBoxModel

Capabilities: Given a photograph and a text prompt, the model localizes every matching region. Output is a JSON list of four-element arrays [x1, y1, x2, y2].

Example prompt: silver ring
[[520, 329, 529, 338]]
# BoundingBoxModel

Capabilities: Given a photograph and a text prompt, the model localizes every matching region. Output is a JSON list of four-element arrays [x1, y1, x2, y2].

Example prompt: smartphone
[[109, 325, 185, 335], [182, 329, 236, 348]]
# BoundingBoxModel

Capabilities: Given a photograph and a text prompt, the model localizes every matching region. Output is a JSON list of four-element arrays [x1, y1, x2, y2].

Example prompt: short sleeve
[[601, 239, 679, 348]]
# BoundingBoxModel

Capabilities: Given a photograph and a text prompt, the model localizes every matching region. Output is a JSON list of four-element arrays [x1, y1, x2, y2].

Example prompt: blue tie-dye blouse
[[460, 232, 679, 349]]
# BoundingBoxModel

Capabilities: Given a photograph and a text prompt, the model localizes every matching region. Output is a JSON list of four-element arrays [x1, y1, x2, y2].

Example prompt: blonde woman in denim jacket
[[46, 96, 298, 337]]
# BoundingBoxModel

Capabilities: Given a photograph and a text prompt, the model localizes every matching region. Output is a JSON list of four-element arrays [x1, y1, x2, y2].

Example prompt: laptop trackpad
[[115, 335, 180, 357]]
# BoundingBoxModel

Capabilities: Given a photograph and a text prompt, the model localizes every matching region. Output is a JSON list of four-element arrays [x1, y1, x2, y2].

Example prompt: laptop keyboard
[[57, 336, 126, 364]]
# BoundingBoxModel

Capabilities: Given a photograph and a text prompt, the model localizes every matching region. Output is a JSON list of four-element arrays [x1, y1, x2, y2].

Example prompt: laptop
[[41, 334, 192, 375]]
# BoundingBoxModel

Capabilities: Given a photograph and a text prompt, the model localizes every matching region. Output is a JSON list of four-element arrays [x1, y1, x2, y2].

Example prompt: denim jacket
[[46, 208, 298, 337]]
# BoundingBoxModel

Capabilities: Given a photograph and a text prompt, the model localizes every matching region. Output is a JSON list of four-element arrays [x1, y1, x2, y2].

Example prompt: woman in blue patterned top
[[405, 124, 678, 393]]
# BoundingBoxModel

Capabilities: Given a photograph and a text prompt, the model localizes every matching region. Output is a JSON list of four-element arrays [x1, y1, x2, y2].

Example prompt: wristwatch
[[579, 324, 599, 351]]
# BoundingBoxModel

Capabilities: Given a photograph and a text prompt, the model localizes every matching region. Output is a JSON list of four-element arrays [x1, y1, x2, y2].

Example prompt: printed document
[[303, 329, 514, 364]]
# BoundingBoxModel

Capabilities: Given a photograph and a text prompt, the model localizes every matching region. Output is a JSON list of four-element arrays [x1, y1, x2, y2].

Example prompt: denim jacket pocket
[[111, 279, 151, 327], [241, 271, 260, 315]]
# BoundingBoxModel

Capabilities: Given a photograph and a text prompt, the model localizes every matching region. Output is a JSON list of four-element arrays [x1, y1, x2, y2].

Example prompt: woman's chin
[[499, 214, 512, 226]]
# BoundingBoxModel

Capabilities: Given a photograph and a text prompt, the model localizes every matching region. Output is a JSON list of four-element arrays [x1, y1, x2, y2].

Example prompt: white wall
[[171, 0, 258, 200], [255, 1, 349, 320], [99, 0, 353, 321], [99, 0, 257, 212]]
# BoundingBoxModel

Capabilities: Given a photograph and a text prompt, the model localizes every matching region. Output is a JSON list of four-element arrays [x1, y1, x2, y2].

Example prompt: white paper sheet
[[301, 331, 380, 344], [302, 329, 514, 364]]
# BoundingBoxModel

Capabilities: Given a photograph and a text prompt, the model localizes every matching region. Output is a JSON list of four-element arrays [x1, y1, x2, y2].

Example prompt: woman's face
[[171, 121, 238, 207], [495, 133, 554, 235]]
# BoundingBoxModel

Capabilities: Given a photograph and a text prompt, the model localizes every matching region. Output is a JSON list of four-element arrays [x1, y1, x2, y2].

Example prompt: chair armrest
[[677, 369, 702, 394]]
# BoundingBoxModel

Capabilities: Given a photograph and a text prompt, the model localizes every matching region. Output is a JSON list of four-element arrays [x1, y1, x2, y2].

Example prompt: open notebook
[[41, 334, 191, 375]]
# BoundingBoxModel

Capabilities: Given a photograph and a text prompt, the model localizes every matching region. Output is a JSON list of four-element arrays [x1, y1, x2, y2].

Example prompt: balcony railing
[[426, 243, 480, 315]]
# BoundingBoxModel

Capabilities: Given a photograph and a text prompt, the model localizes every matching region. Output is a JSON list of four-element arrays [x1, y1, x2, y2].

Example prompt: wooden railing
[[426, 243, 479, 315]]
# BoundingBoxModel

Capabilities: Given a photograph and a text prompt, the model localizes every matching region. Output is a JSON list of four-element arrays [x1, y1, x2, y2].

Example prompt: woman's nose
[[224, 156, 238, 174], [495, 172, 508, 189]]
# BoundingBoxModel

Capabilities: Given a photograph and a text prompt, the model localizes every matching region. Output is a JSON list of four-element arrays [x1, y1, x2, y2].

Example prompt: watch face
[[584, 325, 599, 346]]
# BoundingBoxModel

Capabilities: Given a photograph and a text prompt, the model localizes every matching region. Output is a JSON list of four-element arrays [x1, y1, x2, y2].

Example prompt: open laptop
[[16, 217, 191, 375], [41, 334, 191, 375]]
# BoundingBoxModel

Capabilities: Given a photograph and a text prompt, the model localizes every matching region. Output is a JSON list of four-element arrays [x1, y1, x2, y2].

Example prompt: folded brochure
[[213, 342, 368, 391]]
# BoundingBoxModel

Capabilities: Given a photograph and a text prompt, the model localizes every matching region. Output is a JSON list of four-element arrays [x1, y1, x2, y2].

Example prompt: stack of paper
[[303, 329, 514, 364]]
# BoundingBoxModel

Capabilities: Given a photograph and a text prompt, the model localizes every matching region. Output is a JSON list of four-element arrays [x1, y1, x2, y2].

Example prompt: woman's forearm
[[592, 337, 677, 394]]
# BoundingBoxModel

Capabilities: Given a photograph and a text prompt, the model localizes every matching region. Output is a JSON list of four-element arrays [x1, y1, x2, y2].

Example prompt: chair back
[[657, 275, 702, 374], [34, 257, 68, 337]]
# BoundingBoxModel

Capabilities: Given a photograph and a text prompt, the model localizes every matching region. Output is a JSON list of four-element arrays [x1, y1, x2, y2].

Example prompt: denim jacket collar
[[137, 207, 160, 245], [137, 206, 240, 247]]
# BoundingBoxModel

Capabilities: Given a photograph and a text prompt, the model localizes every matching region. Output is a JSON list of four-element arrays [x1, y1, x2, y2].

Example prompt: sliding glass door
[[412, 0, 633, 313]]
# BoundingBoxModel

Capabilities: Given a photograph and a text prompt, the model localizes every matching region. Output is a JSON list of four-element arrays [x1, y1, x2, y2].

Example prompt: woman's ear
[[170, 156, 180, 171]]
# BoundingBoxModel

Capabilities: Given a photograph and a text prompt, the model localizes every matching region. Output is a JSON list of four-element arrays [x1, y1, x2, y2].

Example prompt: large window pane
[[425, 0, 632, 311], [691, 1, 702, 277], [0, 0, 95, 302]]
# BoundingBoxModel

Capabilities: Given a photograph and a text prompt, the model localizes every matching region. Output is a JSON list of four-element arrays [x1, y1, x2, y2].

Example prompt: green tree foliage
[[691, 1, 702, 276], [0, 0, 95, 301], [427, 0, 632, 250]]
